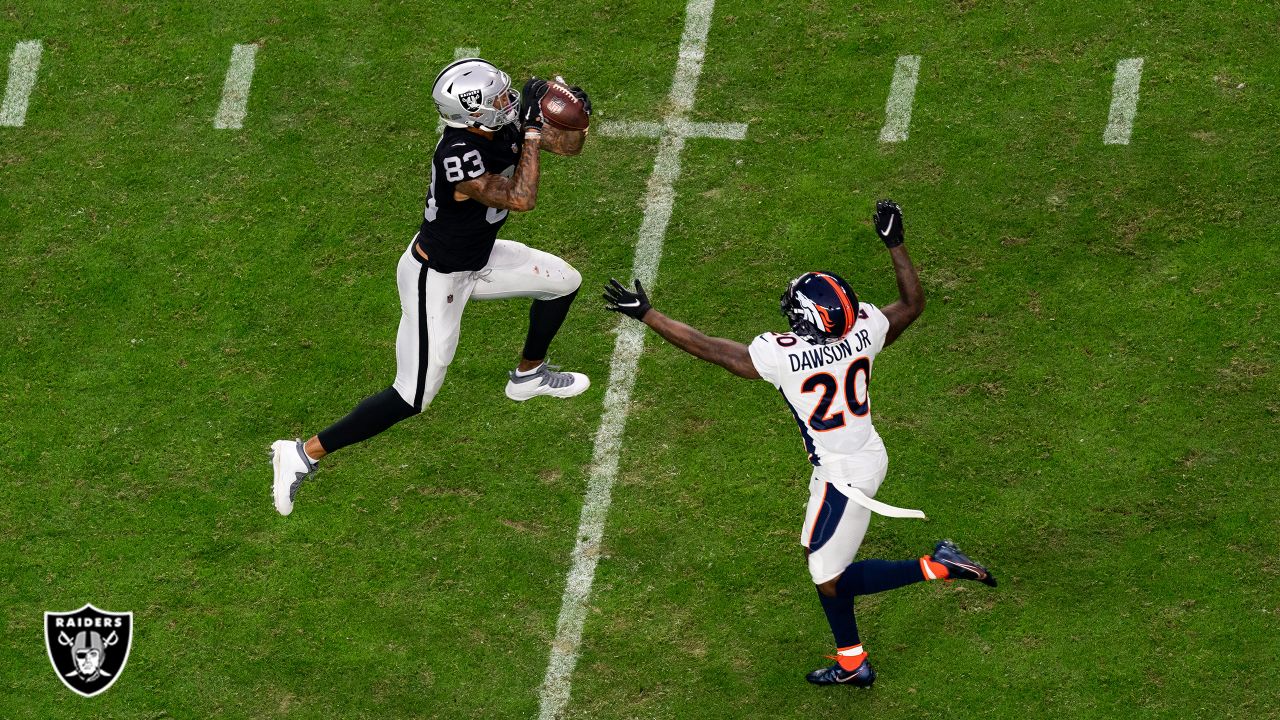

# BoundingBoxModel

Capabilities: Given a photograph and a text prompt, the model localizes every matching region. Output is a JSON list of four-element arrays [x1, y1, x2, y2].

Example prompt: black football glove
[[873, 199, 904, 248], [603, 278, 652, 321], [568, 85, 592, 116], [519, 77, 548, 132]]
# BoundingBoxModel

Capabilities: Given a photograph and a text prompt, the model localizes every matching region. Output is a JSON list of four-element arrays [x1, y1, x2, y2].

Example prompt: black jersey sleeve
[[436, 135, 489, 187]]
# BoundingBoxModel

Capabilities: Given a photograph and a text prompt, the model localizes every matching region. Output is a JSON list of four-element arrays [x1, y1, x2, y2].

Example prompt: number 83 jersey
[[748, 303, 893, 466], [416, 124, 523, 274]]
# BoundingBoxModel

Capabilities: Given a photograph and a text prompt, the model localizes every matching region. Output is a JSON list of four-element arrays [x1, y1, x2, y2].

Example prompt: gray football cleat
[[271, 439, 316, 516], [504, 363, 590, 401]]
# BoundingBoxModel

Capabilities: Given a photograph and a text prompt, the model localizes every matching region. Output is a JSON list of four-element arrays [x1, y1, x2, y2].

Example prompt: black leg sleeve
[[835, 559, 925, 596], [816, 586, 861, 649], [316, 386, 418, 454], [521, 289, 578, 362]]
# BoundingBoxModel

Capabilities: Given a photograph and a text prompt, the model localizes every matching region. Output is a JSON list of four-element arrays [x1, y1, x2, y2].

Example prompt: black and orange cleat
[[931, 539, 997, 587], [806, 656, 876, 687]]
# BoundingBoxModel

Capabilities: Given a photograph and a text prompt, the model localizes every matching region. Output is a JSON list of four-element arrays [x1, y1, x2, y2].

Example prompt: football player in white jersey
[[604, 200, 997, 687]]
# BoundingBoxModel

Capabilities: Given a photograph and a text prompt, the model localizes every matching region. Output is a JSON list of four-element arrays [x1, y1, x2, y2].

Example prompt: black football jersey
[[416, 124, 524, 273]]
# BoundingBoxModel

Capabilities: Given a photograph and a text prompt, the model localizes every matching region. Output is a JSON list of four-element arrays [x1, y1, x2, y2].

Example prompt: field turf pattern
[[2, 1, 1278, 718]]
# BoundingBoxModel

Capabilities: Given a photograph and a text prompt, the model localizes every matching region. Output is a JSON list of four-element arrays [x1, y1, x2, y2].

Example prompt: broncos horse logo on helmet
[[780, 271, 860, 344]]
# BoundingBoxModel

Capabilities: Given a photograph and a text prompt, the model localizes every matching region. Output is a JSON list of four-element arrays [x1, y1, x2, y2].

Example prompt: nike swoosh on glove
[[520, 77, 548, 132], [873, 199, 905, 248], [603, 278, 652, 321]]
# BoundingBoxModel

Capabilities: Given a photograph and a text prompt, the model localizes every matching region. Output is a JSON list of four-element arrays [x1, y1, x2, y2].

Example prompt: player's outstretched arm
[[604, 279, 761, 380], [872, 199, 925, 348]]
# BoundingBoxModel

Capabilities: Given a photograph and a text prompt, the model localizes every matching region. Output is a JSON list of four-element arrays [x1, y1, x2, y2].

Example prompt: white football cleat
[[271, 439, 316, 516], [505, 363, 590, 401]]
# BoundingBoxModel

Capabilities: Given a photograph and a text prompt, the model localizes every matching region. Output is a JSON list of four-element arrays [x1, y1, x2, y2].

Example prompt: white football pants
[[391, 237, 581, 411], [801, 441, 890, 585]]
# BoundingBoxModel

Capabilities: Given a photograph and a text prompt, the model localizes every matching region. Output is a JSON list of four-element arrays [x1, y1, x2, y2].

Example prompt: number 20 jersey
[[748, 303, 892, 466], [416, 124, 523, 273]]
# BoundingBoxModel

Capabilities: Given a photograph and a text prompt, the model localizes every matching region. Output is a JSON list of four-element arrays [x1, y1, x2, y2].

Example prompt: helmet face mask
[[432, 58, 520, 131], [780, 271, 859, 345]]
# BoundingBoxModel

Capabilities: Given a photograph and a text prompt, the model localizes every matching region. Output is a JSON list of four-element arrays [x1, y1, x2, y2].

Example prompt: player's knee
[[561, 264, 582, 294], [392, 382, 413, 407], [391, 383, 425, 415], [816, 577, 841, 598]]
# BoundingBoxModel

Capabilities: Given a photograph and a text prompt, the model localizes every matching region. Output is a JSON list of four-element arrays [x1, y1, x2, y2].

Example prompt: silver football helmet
[[432, 58, 519, 131]]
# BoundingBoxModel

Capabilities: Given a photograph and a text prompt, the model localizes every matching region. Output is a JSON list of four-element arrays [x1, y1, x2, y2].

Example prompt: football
[[540, 81, 590, 131]]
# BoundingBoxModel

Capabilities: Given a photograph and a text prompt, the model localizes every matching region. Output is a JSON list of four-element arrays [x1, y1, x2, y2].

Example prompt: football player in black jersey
[[271, 58, 591, 515]]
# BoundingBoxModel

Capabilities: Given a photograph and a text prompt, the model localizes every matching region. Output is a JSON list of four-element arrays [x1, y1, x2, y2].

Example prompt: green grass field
[[2, 1, 1278, 718]]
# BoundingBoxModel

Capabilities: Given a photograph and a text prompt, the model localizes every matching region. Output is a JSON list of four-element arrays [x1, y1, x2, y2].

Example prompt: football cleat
[[806, 657, 876, 687], [931, 540, 997, 587], [505, 363, 590, 401], [271, 439, 316, 516]]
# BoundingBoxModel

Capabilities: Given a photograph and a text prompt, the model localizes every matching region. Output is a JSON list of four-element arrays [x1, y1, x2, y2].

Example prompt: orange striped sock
[[920, 555, 950, 581], [835, 644, 867, 671]]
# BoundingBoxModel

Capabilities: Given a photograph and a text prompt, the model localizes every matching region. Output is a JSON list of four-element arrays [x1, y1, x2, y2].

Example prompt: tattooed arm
[[540, 126, 587, 156], [454, 135, 542, 212], [602, 278, 761, 379]]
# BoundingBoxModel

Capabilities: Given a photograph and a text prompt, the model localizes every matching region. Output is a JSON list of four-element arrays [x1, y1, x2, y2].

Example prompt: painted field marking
[[597, 118, 746, 140], [436, 47, 481, 132], [879, 54, 922, 143], [1, 40, 43, 128], [1104, 57, 1144, 145], [537, 1, 743, 718], [214, 43, 259, 130]]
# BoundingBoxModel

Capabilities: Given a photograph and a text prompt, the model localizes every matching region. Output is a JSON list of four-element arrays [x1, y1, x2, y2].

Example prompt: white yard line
[[596, 120, 665, 137], [878, 54, 922, 143], [213, 43, 259, 130], [436, 47, 481, 133], [0, 40, 43, 128], [536, 0, 740, 717], [1103, 57, 1144, 145], [598, 119, 747, 140]]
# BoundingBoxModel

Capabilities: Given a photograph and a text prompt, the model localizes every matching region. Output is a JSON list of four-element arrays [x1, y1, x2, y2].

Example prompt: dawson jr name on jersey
[[748, 303, 892, 466]]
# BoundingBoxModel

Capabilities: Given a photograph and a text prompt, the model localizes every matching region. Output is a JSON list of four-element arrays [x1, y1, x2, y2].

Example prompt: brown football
[[540, 82, 590, 131]]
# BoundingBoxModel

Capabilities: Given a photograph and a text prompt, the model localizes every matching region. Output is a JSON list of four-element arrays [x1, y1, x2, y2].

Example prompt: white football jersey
[[748, 303, 892, 466]]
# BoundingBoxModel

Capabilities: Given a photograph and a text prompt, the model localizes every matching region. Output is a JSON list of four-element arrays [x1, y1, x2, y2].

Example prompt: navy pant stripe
[[808, 483, 849, 553]]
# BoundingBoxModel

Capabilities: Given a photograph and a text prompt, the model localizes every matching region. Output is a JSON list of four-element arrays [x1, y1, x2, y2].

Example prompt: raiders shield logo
[[457, 89, 483, 112], [45, 604, 133, 697]]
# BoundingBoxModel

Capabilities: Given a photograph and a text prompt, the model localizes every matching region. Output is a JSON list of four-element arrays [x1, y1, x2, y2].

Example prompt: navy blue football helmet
[[780, 271, 860, 344]]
